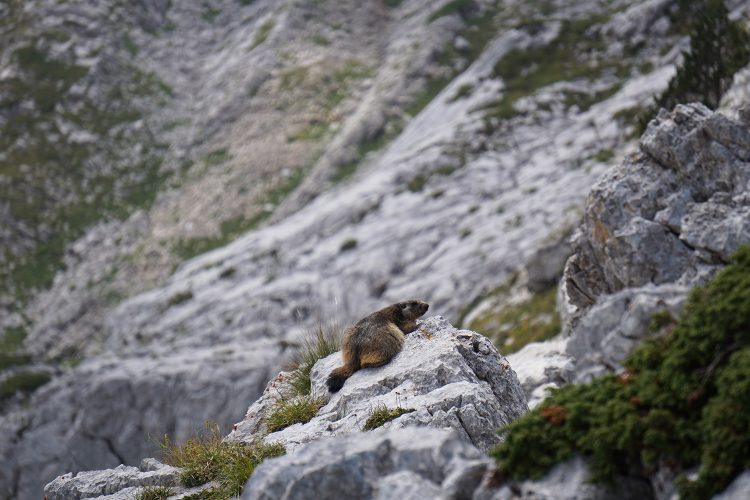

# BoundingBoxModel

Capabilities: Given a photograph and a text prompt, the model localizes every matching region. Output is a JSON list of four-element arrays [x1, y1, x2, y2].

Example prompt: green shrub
[[287, 322, 341, 396], [637, 0, 750, 132], [135, 486, 173, 500], [427, 0, 477, 23], [161, 423, 285, 497], [363, 404, 415, 430], [168, 291, 193, 306], [265, 396, 325, 433], [491, 246, 750, 499], [0, 371, 51, 401]]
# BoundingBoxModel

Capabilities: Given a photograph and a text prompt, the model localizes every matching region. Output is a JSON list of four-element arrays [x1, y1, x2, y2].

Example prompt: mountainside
[[2, 0, 750, 498]]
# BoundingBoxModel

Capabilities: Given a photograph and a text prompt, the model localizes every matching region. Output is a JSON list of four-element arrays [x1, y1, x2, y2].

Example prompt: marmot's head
[[397, 299, 429, 319]]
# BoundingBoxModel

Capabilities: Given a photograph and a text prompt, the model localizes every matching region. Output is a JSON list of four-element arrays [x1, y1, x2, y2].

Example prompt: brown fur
[[326, 300, 429, 392]]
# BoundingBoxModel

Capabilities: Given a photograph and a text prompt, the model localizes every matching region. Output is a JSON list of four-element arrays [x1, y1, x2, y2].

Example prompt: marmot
[[326, 299, 429, 393]]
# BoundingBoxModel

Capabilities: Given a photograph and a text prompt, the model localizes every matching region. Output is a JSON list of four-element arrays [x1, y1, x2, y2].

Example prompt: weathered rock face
[[561, 103, 750, 383], [564, 103, 750, 315], [3, 341, 280, 500], [229, 317, 528, 452], [45, 459, 178, 500], [242, 427, 492, 500]]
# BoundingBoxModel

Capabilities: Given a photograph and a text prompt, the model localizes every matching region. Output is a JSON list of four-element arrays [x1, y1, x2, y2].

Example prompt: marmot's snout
[[401, 299, 429, 318]]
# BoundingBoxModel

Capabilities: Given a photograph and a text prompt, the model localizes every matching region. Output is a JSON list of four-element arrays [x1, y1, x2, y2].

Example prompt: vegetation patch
[[135, 486, 173, 500], [161, 423, 285, 498], [363, 404, 415, 430], [168, 291, 193, 307], [340, 238, 358, 252], [634, 0, 750, 133], [0, 16, 171, 305], [265, 395, 325, 433], [251, 19, 275, 49], [287, 322, 341, 396], [427, 0, 478, 24], [467, 285, 560, 354], [0, 371, 51, 401], [491, 246, 750, 499], [483, 14, 623, 123]]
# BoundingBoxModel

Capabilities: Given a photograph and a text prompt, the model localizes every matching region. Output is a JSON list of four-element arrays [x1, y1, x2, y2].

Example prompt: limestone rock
[[229, 317, 528, 452], [241, 427, 492, 500], [563, 104, 750, 317], [45, 460, 178, 500]]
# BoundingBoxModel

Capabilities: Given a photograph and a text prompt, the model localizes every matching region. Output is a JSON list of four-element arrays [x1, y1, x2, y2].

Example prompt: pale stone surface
[[229, 317, 528, 452], [242, 427, 492, 500]]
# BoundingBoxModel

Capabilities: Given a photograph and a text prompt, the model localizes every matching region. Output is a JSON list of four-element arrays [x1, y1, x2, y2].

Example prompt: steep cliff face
[[3, 0, 749, 498]]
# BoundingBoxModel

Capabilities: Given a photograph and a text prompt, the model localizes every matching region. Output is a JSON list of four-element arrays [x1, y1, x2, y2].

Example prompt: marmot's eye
[[401, 303, 408, 309]]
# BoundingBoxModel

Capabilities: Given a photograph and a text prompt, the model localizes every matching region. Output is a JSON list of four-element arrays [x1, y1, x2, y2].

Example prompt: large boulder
[[242, 427, 492, 500], [561, 104, 750, 382], [229, 316, 528, 452]]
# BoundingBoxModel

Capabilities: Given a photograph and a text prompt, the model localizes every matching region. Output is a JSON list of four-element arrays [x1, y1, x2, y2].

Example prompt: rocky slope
[[43, 101, 750, 499], [3, 0, 750, 498]]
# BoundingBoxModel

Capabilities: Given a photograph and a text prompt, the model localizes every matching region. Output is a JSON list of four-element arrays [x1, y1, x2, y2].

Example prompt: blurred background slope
[[0, 0, 748, 498]]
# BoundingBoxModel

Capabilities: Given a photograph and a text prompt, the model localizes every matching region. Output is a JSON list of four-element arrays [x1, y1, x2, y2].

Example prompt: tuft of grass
[[161, 423, 285, 496], [491, 245, 750, 499], [427, 0, 478, 24], [265, 395, 325, 433], [593, 149, 615, 163], [339, 238, 358, 252], [252, 19, 276, 49], [168, 291, 193, 307], [135, 486, 173, 500], [287, 323, 342, 396], [448, 83, 475, 103], [363, 404, 415, 430], [0, 353, 32, 371], [0, 371, 51, 401], [468, 285, 560, 354]]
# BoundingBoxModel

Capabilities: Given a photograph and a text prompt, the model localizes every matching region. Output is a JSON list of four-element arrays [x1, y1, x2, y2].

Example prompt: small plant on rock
[[363, 403, 415, 430], [160, 422, 284, 498], [265, 395, 326, 433], [287, 322, 341, 396], [135, 486, 173, 500]]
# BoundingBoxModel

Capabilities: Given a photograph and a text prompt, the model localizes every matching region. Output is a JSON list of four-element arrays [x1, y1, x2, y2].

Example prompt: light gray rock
[[566, 284, 687, 383], [563, 104, 750, 316], [474, 456, 652, 500], [229, 317, 528, 452], [506, 338, 573, 409], [242, 427, 492, 500], [713, 471, 750, 500], [45, 460, 177, 500], [8, 341, 280, 500]]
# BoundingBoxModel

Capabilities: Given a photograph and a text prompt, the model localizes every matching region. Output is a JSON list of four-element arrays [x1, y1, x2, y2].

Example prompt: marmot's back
[[326, 300, 429, 392]]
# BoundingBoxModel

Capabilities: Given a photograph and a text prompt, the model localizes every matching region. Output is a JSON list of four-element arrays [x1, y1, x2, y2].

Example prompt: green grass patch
[[265, 395, 325, 433], [288, 323, 341, 396], [363, 404, 415, 430], [491, 246, 750, 499], [384, 0, 403, 7], [484, 14, 621, 123], [448, 83, 475, 103], [205, 148, 231, 166], [167, 291, 193, 307], [135, 486, 173, 500], [467, 285, 560, 354], [0, 371, 51, 401], [0, 353, 32, 371], [161, 423, 285, 497], [427, 0, 478, 24], [593, 149, 615, 163], [0, 326, 27, 352], [339, 238, 358, 252], [252, 19, 275, 49]]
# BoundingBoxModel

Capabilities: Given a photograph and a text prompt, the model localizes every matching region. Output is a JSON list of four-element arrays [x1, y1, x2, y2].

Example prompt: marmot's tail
[[327, 365, 355, 393]]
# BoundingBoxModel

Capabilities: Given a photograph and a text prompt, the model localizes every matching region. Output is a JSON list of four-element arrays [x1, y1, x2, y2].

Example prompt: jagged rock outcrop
[[44, 321, 524, 499], [242, 427, 492, 500], [229, 317, 527, 451], [560, 103, 750, 382]]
